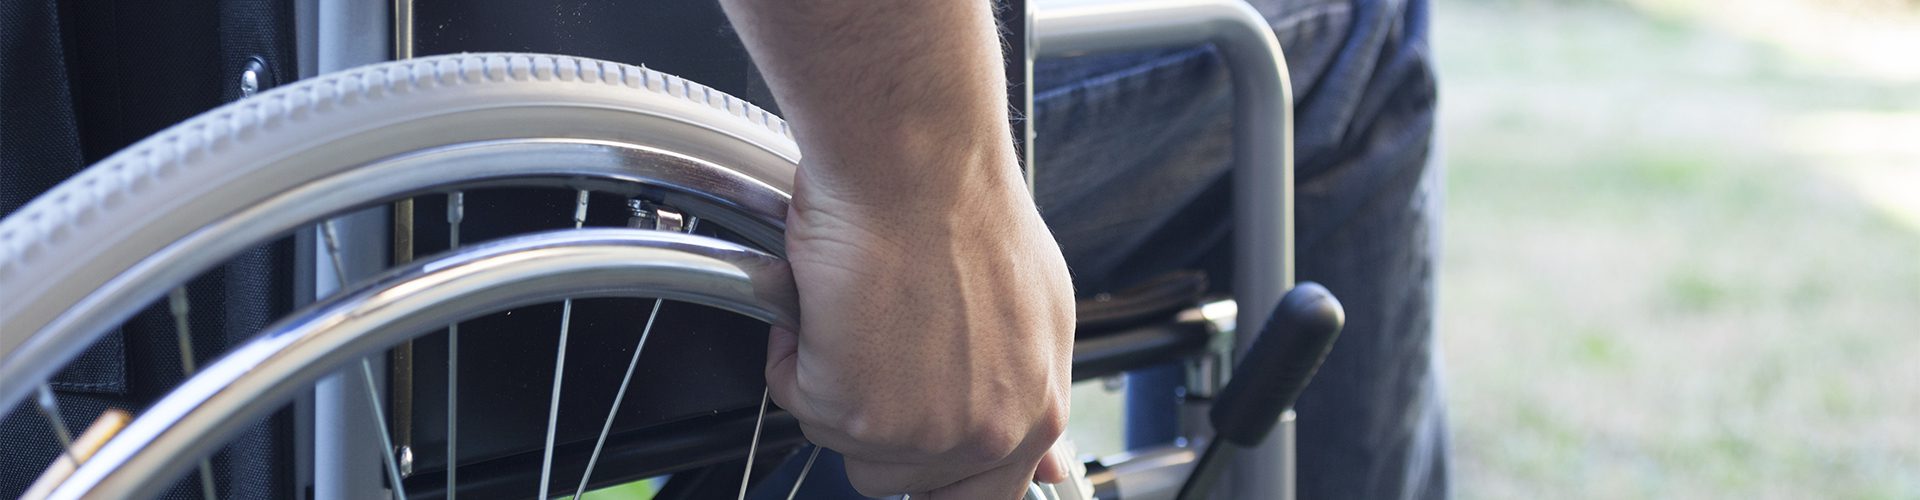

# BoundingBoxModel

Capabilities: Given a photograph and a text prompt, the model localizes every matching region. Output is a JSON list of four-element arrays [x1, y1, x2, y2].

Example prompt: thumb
[[764, 326, 804, 415], [1033, 445, 1069, 485]]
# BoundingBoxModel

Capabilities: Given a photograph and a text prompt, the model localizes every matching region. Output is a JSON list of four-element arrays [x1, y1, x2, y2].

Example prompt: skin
[[717, 1, 1077, 498]]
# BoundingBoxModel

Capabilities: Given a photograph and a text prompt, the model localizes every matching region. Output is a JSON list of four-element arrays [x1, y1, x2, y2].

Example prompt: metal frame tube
[[314, 1, 395, 498], [1035, 1, 1295, 498]]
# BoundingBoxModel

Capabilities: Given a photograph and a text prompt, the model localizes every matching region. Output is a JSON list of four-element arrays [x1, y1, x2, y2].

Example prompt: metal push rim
[[46, 229, 800, 499]]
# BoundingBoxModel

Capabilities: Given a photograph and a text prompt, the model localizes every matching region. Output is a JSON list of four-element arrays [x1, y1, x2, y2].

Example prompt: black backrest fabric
[[0, 0, 298, 498], [0, 0, 83, 214]]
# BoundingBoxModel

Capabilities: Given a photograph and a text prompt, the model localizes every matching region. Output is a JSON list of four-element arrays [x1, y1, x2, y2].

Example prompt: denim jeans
[[758, 0, 1446, 498]]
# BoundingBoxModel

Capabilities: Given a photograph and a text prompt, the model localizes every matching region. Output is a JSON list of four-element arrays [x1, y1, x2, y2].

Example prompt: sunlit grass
[[1436, 0, 1920, 497], [1788, 111, 1920, 232], [576, 477, 659, 500]]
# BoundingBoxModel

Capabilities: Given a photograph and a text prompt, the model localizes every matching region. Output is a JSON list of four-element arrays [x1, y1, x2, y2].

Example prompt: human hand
[[766, 155, 1077, 499]]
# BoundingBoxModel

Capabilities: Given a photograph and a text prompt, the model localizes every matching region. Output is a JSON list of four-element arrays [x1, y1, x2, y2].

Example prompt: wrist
[[794, 137, 1030, 226]]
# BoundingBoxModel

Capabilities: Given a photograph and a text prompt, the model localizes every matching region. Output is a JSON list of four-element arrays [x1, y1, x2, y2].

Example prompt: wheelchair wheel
[[0, 53, 820, 498]]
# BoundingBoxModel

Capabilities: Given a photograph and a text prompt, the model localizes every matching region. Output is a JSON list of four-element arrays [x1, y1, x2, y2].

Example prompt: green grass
[[578, 478, 659, 500], [1435, 0, 1920, 497]]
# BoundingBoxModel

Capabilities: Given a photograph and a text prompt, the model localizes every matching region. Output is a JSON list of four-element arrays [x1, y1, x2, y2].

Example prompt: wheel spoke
[[737, 388, 771, 500], [166, 288, 198, 374], [569, 298, 663, 499], [786, 446, 823, 500], [320, 220, 351, 290], [190, 443, 220, 494], [569, 215, 697, 499], [537, 190, 592, 499], [166, 288, 219, 500], [33, 385, 76, 458], [323, 220, 411, 500], [446, 191, 464, 500], [535, 307, 574, 496], [359, 359, 411, 500]]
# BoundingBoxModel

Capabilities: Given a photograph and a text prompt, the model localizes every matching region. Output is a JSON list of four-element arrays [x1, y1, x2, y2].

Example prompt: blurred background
[[1057, 0, 1920, 499], [1436, 0, 1919, 497]]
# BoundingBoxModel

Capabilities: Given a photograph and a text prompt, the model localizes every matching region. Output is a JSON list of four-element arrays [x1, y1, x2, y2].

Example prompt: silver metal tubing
[[0, 139, 792, 412], [394, 0, 414, 60], [1034, 0, 1296, 334], [1275, 410, 1296, 500], [1089, 444, 1201, 500], [445, 190, 464, 499], [314, 215, 395, 500], [1036, 1, 1295, 498], [315, 0, 388, 74], [47, 228, 799, 499]]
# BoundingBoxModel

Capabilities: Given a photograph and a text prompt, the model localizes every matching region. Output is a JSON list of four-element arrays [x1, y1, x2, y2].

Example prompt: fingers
[[764, 325, 805, 410], [765, 326, 904, 462], [765, 326, 995, 464], [766, 326, 854, 450], [917, 459, 1046, 500], [1033, 444, 1068, 485], [766, 326, 859, 455], [842, 456, 986, 495], [766, 322, 1069, 499], [843, 447, 1052, 499]]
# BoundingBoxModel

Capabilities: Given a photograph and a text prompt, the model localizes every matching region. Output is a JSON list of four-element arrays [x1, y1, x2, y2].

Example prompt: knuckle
[[960, 398, 1070, 464], [843, 409, 942, 453], [954, 419, 1023, 463], [1037, 403, 1070, 443], [840, 411, 888, 445]]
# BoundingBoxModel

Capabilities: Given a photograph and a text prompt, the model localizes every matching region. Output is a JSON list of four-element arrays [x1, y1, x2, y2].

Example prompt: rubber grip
[[1209, 282, 1345, 447]]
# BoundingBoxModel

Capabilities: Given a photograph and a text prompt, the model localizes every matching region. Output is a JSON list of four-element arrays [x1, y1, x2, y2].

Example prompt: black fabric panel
[[0, 0, 299, 497], [0, 392, 116, 497], [0, 394, 297, 500], [0, 257, 299, 500], [413, 0, 779, 112], [47, 336, 127, 394], [65, 0, 222, 161], [218, 0, 297, 103], [0, 0, 129, 395], [0, 0, 83, 211]]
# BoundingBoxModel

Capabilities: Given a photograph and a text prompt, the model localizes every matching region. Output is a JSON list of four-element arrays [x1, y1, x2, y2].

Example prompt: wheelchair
[[0, 0, 1343, 498]]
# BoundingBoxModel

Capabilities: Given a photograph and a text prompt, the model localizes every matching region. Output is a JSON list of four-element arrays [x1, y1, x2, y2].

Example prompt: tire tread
[[0, 53, 792, 283]]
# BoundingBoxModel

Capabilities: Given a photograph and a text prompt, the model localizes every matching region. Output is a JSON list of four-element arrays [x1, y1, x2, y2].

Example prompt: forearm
[[718, 3, 1075, 497], [718, 0, 1023, 215]]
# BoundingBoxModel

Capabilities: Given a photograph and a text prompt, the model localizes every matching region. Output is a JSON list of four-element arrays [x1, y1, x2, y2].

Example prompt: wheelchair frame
[[2, 0, 1300, 498], [1035, 2, 1298, 498], [302, 0, 1300, 498]]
